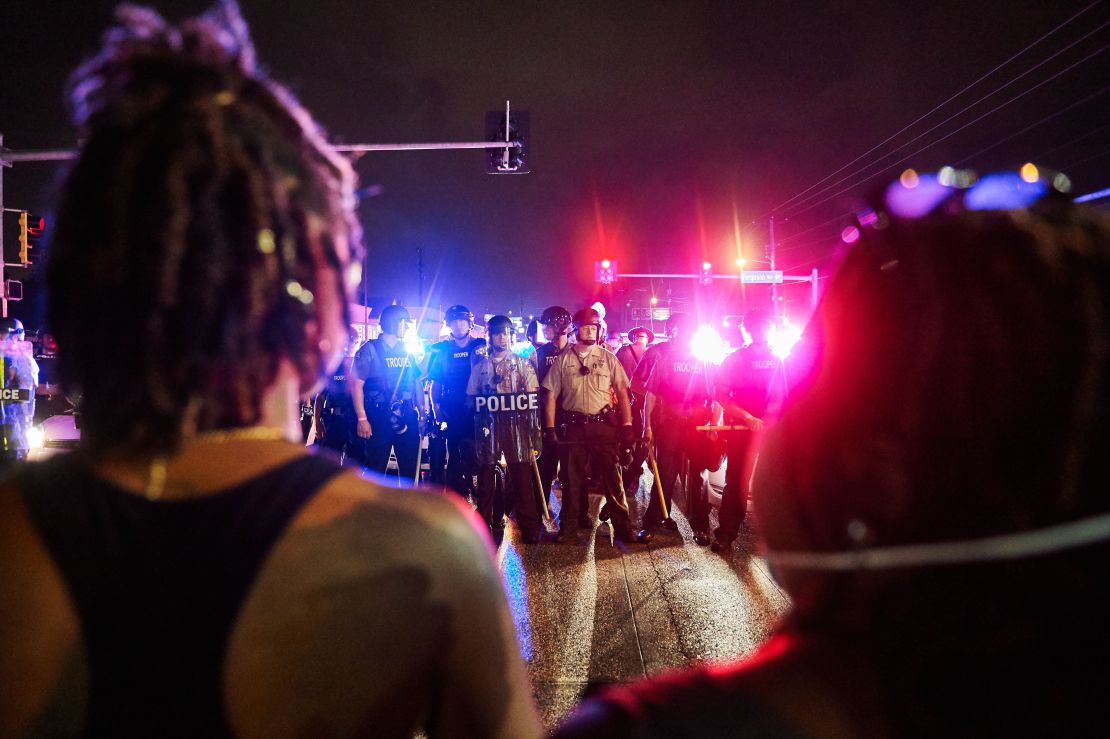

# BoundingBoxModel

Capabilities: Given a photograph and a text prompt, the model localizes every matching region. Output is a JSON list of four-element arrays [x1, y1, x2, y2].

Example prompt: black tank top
[[16, 452, 344, 738]]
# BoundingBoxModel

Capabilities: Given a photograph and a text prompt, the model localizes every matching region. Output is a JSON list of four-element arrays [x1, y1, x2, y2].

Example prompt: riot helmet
[[444, 304, 473, 324], [665, 312, 696, 340], [539, 305, 572, 334], [744, 308, 772, 343], [573, 307, 604, 345], [744, 308, 771, 329], [0, 317, 25, 341], [487, 314, 514, 335], [378, 304, 412, 336], [487, 314, 514, 353], [526, 318, 541, 345]]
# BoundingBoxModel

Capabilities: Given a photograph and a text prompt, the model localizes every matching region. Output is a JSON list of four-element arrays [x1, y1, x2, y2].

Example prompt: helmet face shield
[[379, 305, 412, 336], [540, 306, 572, 335]]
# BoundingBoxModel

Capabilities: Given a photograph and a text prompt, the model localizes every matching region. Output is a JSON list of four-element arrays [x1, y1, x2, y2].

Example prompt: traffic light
[[698, 260, 713, 286], [18, 212, 44, 266], [485, 106, 530, 174], [594, 259, 617, 284]]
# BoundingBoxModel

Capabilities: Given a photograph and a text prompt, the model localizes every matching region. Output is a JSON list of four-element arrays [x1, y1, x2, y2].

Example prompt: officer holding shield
[[467, 315, 543, 544], [541, 308, 650, 544], [0, 318, 38, 467]]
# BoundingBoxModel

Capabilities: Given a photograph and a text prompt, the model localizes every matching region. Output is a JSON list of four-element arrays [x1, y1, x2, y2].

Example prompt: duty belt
[[564, 406, 614, 425]]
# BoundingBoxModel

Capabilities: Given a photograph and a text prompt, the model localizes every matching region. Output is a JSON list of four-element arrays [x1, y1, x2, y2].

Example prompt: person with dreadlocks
[[0, 4, 542, 737], [466, 315, 543, 545], [555, 176, 1110, 738]]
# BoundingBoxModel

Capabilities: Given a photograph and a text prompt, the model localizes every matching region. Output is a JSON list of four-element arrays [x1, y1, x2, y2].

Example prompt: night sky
[[2, 0, 1107, 332]]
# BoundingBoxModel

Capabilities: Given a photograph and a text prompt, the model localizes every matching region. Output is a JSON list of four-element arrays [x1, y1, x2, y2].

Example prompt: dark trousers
[[358, 405, 420, 484], [318, 412, 357, 464], [478, 462, 540, 539], [644, 423, 710, 534], [718, 430, 756, 541], [429, 417, 475, 500], [561, 422, 635, 537], [444, 430, 476, 499], [623, 396, 648, 492]]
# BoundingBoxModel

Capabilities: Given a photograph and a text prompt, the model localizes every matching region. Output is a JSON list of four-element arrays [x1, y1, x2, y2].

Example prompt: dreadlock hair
[[48, 1, 363, 457], [760, 204, 1110, 736]]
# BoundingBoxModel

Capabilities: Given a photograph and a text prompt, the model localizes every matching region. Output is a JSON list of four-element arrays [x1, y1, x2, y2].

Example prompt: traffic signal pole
[[0, 133, 6, 318], [0, 108, 529, 321]]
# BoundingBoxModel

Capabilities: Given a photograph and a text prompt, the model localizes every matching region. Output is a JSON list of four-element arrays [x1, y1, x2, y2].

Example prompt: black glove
[[618, 425, 637, 446], [543, 427, 558, 447]]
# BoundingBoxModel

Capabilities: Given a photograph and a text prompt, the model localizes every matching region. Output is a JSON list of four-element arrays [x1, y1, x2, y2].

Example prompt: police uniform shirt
[[320, 356, 354, 409], [428, 336, 486, 406], [629, 342, 669, 397], [541, 344, 629, 415], [353, 338, 419, 406], [615, 343, 647, 383], [466, 349, 539, 396], [530, 342, 564, 385], [718, 342, 780, 419], [646, 343, 713, 413]]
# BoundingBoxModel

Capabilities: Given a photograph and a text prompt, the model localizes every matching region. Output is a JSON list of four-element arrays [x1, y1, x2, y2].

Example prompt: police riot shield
[[1, 340, 37, 454]]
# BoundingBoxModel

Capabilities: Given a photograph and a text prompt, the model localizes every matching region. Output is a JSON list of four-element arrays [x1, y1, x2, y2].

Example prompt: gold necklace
[[144, 426, 288, 500]]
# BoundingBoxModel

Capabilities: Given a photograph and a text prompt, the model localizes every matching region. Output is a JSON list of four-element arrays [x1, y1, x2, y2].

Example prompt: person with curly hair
[[0, 3, 541, 737]]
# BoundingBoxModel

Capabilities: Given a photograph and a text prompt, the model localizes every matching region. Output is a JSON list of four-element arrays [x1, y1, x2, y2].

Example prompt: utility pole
[[0, 133, 6, 319], [769, 215, 779, 322]]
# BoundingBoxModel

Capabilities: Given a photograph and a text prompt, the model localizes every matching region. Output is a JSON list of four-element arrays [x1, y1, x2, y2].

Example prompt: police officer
[[711, 308, 782, 553], [531, 305, 572, 510], [642, 313, 719, 545], [523, 318, 542, 360], [541, 307, 650, 544], [616, 326, 654, 495], [313, 327, 360, 464], [0, 318, 38, 468], [351, 304, 422, 482], [426, 304, 486, 498], [467, 315, 543, 544]]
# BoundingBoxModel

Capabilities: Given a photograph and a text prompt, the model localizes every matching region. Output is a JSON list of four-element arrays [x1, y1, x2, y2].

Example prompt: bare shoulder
[[225, 470, 507, 738]]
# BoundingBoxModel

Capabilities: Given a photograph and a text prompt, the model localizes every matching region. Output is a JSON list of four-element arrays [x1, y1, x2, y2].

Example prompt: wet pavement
[[493, 476, 792, 733]]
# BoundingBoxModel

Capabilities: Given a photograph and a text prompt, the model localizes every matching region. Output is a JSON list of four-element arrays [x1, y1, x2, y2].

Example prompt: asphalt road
[[493, 474, 792, 732]]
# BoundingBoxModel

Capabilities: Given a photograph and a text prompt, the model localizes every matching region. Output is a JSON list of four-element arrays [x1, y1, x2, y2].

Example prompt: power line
[[1031, 121, 1110, 162], [756, 1, 1105, 221], [779, 41, 1110, 222], [780, 23, 1110, 219], [955, 86, 1110, 166]]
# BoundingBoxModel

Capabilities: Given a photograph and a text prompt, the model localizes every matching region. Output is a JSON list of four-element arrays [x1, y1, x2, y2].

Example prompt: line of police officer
[[310, 301, 781, 551]]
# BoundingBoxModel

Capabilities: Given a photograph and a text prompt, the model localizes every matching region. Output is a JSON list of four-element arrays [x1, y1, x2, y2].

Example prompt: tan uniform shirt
[[541, 344, 629, 415]]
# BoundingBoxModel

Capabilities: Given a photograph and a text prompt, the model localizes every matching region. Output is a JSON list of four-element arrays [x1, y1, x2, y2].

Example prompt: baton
[[413, 434, 424, 486], [647, 448, 671, 521], [694, 424, 751, 431], [530, 453, 552, 523]]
